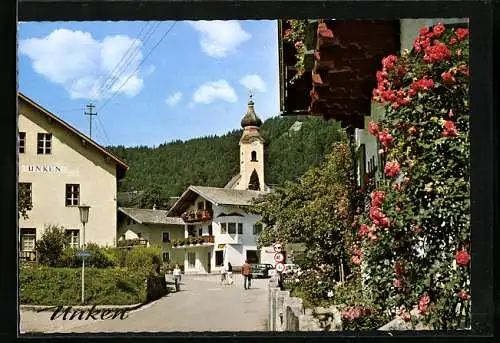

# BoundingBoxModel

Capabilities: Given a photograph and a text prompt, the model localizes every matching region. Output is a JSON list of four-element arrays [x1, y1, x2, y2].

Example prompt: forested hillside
[[107, 115, 342, 209]]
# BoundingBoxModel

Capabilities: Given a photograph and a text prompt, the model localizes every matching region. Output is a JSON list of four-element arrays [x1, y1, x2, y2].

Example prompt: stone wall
[[267, 277, 341, 332]]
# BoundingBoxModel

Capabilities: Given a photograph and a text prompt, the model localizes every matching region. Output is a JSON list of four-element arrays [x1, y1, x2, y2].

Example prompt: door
[[207, 252, 211, 273]]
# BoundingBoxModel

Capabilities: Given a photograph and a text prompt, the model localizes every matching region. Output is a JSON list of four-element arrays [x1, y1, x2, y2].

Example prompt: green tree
[[18, 183, 32, 220], [36, 225, 69, 267], [250, 132, 362, 303]]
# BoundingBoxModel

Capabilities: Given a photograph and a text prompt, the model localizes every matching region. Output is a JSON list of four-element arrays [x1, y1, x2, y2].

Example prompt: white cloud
[[189, 20, 251, 57], [165, 92, 183, 107], [193, 80, 238, 104], [19, 28, 152, 100], [239, 74, 267, 92]]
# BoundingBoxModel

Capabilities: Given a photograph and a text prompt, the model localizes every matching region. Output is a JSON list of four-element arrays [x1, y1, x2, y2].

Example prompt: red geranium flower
[[358, 224, 370, 238], [458, 290, 469, 300], [419, 26, 430, 36], [393, 279, 402, 288], [351, 256, 362, 266], [449, 37, 458, 45], [456, 249, 470, 266], [418, 295, 430, 315]]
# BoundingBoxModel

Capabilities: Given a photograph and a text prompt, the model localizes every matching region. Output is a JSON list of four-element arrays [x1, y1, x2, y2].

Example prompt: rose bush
[[352, 23, 470, 329]]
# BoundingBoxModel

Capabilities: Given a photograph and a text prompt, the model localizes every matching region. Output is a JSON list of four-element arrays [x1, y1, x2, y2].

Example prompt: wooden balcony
[[181, 209, 213, 223], [172, 235, 215, 248]]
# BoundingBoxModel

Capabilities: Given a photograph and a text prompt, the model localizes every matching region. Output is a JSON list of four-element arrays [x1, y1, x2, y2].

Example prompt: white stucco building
[[18, 93, 129, 262], [166, 97, 275, 273]]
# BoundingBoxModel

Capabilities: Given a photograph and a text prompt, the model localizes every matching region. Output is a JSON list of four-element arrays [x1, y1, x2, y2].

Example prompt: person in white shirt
[[173, 264, 182, 291]]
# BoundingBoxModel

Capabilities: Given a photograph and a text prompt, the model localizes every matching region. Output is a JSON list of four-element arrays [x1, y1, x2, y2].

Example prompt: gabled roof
[[18, 92, 129, 179], [118, 207, 184, 226], [224, 174, 242, 189], [167, 185, 266, 217]]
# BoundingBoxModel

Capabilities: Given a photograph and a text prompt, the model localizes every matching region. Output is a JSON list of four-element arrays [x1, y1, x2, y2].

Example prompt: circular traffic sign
[[274, 252, 285, 263], [275, 262, 285, 273], [273, 242, 283, 253]]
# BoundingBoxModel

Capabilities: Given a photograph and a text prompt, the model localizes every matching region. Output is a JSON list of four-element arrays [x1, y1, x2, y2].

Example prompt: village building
[[116, 207, 185, 264], [166, 97, 275, 274], [18, 93, 129, 262]]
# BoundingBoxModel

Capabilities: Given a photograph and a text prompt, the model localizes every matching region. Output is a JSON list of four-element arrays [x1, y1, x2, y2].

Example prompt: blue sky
[[18, 20, 280, 147]]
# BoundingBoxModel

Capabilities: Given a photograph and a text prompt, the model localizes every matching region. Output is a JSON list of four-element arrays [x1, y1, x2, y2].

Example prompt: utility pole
[[84, 103, 97, 139]]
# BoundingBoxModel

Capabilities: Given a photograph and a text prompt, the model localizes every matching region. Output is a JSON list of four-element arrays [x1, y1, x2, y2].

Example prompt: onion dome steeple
[[241, 93, 263, 128]]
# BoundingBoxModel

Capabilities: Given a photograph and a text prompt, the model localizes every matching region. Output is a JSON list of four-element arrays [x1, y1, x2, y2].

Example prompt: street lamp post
[[78, 204, 90, 304]]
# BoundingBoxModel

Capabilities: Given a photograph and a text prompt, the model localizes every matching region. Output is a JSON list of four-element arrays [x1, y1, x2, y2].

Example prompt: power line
[[96, 116, 112, 146], [99, 22, 177, 112], [90, 22, 152, 101], [95, 22, 162, 102]]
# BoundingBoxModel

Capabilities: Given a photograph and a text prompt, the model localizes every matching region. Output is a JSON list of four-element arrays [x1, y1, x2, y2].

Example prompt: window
[[215, 250, 224, 266], [19, 182, 32, 207], [197, 201, 204, 210], [198, 228, 203, 236], [187, 225, 196, 237], [137, 232, 142, 238], [162, 232, 170, 243], [205, 202, 212, 211], [37, 133, 52, 154], [237, 223, 243, 234], [208, 225, 213, 236], [253, 223, 263, 235], [228, 222, 236, 234], [251, 150, 257, 161], [162, 252, 170, 262], [65, 229, 80, 248], [19, 132, 26, 153], [187, 252, 196, 268], [65, 184, 80, 206], [220, 223, 227, 234], [20, 228, 36, 251]]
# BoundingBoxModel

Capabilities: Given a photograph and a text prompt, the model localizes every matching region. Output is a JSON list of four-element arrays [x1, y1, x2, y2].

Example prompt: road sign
[[274, 252, 285, 263], [273, 242, 283, 253], [76, 251, 91, 257], [275, 262, 285, 273]]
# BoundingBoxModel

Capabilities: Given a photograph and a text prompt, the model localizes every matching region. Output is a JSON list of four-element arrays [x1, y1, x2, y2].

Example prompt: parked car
[[251, 263, 274, 278]]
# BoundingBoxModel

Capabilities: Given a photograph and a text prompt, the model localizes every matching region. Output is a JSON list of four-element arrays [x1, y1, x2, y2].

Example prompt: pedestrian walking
[[241, 260, 253, 289], [173, 264, 182, 292], [227, 262, 234, 285], [220, 266, 227, 285]]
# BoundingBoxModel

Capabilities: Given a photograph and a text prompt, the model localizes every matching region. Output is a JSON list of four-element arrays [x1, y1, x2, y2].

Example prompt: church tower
[[234, 94, 265, 191]]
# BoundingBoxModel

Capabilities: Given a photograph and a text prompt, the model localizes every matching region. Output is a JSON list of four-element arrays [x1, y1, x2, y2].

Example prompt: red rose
[[351, 256, 362, 266], [455, 28, 469, 40], [458, 290, 469, 300], [456, 250, 470, 266], [441, 71, 456, 84], [358, 224, 370, 238], [418, 295, 430, 315], [384, 161, 400, 177], [442, 120, 458, 137], [368, 121, 379, 135], [432, 23, 446, 37], [419, 27, 430, 36]]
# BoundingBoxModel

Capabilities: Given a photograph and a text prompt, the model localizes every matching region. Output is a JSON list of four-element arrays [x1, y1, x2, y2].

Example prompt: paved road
[[20, 274, 269, 333]]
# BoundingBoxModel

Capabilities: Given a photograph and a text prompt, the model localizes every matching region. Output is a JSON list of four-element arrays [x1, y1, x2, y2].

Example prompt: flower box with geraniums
[[350, 23, 470, 330]]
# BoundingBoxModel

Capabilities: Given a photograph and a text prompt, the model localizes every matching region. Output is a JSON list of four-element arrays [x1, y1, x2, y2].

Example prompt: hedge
[[19, 265, 149, 306]]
